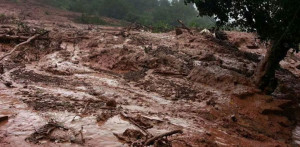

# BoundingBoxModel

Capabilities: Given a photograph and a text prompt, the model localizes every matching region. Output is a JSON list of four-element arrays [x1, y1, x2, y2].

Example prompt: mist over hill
[[39, 0, 214, 30]]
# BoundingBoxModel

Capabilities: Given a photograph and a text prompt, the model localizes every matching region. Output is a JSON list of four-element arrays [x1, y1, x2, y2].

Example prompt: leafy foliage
[[185, 0, 300, 52], [75, 13, 107, 25]]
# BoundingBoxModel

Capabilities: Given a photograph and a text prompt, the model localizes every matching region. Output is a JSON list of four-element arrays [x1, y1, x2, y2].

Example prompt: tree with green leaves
[[185, 0, 300, 93]]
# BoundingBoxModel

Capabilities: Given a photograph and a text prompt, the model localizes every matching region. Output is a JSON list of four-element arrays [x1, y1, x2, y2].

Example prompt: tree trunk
[[254, 41, 290, 94]]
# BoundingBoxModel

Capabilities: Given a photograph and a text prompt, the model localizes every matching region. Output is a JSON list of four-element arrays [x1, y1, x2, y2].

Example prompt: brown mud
[[0, 0, 300, 147]]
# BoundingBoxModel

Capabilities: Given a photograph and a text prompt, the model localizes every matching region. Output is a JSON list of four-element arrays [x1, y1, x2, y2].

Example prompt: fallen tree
[[0, 31, 49, 62]]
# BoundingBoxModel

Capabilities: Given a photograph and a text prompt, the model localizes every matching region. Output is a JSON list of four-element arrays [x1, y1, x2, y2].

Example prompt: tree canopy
[[185, 0, 300, 52], [185, 0, 300, 92]]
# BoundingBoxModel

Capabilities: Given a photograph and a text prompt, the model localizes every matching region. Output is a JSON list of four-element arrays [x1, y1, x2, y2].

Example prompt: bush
[[75, 13, 107, 25], [152, 22, 173, 33]]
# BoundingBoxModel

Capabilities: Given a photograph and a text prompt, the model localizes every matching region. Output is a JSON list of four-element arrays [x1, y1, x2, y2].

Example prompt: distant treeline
[[40, 0, 214, 31]]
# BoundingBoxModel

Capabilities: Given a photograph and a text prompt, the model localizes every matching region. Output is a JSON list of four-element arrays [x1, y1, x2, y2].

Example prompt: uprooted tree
[[185, 0, 300, 93]]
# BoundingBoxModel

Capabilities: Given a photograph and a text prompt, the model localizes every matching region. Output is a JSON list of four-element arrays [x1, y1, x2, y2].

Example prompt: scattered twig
[[79, 126, 85, 143], [144, 129, 183, 146], [72, 101, 90, 122], [0, 31, 49, 62]]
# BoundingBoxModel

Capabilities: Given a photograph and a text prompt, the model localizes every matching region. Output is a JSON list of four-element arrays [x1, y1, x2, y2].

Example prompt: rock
[[114, 129, 145, 143], [87, 41, 98, 48], [231, 115, 237, 122], [200, 29, 211, 35], [175, 28, 183, 36], [106, 99, 117, 107], [96, 111, 115, 122], [0, 116, 8, 122], [200, 54, 217, 62], [0, 63, 4, 74], [296, 64, 300, 70], [122, 129, 144, 140], [4, 81, 13, 88], [72, 60, 79, 64], [206, 99, 216, 107], [153, 139, 171, 147], [246, 45, 259, 49], [215, 31, 228, 40], [231, 88, 258, 99]]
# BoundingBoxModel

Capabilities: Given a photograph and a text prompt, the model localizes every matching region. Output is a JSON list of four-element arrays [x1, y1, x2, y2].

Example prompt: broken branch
[[0, 34, 29, 41], [177, 20, 193, 35], [144, 129, 183, 146], [120, 112, 152, 137], [0, 31, 49, 61]]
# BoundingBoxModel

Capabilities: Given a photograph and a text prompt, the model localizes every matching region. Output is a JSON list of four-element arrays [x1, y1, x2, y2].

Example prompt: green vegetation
[[75, 13, 107, 25], [40, 0, 215, 31], [185, 0, 300, 93]]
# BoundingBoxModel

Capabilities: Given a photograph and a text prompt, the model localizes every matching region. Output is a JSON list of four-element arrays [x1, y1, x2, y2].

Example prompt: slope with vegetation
[[40, 0, 215, 31]]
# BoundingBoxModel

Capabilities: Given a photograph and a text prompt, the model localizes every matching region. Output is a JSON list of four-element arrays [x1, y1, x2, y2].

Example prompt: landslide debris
[[0, 1, 300, 147]]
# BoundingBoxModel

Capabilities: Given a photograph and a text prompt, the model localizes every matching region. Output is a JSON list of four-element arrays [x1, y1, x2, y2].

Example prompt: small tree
[[185, 0, 300, 93]]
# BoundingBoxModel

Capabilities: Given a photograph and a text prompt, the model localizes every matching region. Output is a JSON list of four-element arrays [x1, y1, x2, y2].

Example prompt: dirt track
[[0, 1, 300, 147]]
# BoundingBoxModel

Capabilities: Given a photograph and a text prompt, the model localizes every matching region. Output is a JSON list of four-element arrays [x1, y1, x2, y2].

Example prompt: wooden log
[[0, 31, 49, 62]]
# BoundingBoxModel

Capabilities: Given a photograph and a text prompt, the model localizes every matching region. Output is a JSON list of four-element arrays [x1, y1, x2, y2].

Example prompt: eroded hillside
[[0, 1, 300, 147]]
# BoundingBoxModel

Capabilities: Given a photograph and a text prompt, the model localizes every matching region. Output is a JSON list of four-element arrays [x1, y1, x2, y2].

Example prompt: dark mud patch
[[114, 129, 146, 144], [123, 68, 148, 81], [136, 77, 199, 101], [11, 68, 87, 87], [25, 121, 84, 145], [25, 121, 68, 144], [96, 110, 119, 124], [11, 69, 66, 85], [188, 65, 253, 91], [21, 90, 106, 114]]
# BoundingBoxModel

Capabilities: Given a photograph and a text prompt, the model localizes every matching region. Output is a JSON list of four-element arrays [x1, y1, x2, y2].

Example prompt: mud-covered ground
[[0, 1, 300, 147]]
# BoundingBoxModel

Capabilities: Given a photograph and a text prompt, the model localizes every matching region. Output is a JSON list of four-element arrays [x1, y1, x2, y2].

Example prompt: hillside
[[0, 1, 300, 147]]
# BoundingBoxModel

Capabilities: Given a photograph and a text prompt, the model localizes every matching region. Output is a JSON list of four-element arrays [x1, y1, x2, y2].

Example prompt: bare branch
[[144, 129, 183, 146], [0, 31, 49, 62]]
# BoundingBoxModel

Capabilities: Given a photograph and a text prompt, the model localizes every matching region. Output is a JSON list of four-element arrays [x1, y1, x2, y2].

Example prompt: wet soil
[[1, 1, 300, 147]]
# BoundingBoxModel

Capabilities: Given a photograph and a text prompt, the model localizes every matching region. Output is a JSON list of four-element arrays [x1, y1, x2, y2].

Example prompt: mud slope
[[0, 1, 300, 147]]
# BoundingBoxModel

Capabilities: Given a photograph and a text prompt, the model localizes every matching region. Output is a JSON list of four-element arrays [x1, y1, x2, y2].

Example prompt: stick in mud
[[79, 126, 85, 143], [177, 19, 193, 35], [144, 129, 183, 146], [0, 31, 49, 62], [120, 112, 152, 137]]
